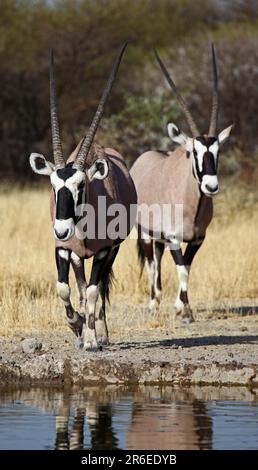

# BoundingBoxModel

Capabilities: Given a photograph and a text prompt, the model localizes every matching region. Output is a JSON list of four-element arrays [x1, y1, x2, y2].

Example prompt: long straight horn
[[208, 43, 218, 137], [50, 49, 64, 169], [73, 43, 128, 171], [154, 49, 200, 138]]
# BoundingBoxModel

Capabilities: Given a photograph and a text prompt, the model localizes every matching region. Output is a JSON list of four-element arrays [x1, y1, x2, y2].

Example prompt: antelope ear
[[167, 123, 192, 150], [168, 122, 193, 152], [29, 153, 55, 176], [86, 159, 109, 182], [218, 124, 234, 146]]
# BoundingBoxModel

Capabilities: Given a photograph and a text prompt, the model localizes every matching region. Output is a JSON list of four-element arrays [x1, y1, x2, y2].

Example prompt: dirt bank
[[1, 314, 258, 387]]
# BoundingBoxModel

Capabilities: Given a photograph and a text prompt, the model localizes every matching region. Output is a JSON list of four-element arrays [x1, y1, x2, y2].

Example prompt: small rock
[[228, 352, 234, 358], [241, 327, 248, 332], [21, 338, 42, 354]]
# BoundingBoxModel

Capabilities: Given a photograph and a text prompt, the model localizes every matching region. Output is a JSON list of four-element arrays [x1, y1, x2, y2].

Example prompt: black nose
[[55, 228, 69, 240], [205, 183, 218, 193]]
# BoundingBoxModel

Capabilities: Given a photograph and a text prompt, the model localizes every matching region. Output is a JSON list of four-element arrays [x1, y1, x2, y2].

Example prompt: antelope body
[[130, 45, 233, 321], [29, 45, 137, 350]]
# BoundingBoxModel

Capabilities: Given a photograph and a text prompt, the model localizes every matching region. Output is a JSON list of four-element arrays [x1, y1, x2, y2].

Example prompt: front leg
[[71, 252, 87, 317], [83, 248, 111, 351], [55, 248, 84, 337], [170, 243, 194, 324], [170, 237, 205, 324]]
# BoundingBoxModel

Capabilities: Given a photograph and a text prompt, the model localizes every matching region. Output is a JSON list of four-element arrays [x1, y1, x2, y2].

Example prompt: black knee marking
[[184, 238, 205, 266], [98, 305, 105, 320], [180, 290, 189, 305], [144, 241, 154, 263], [56, 248, 71, 283], [170, 248, 184, 266], [154, 241, 165, 291], [65, 305, 74, 319]]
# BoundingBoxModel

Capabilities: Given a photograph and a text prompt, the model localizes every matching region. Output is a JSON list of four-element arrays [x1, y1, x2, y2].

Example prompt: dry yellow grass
[[0, 183, 258, 337]]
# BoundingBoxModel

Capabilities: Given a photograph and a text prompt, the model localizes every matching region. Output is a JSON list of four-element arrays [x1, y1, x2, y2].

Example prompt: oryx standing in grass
[[29, 45, 137, 350], [130, 45, 233, 323]]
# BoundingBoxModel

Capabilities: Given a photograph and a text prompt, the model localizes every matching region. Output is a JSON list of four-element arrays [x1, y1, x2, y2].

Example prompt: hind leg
[[141, 238, 155, 311], [141, 239, 164, 312], [153, 241, 165, 307], [96, 245, 120, 345]]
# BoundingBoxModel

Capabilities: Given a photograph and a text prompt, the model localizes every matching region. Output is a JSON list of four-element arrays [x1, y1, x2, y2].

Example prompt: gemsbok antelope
[[29, 45, 137, 350], [130, 45, 233, 323]]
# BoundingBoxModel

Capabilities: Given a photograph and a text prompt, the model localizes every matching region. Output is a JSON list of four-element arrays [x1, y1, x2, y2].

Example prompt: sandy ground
[[1, 310, 258, 387]]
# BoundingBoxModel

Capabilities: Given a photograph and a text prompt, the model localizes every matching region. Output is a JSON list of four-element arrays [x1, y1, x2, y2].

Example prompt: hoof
[[180, 315, 194, 325], [148, 298, 160, 313], [176, 305, 194, 324], [97, 336, 109, 346], [96, 319, 109, 345], [68, 312, 84, 337], [83, 342, 100, 352], [76, 337, 84, 349]]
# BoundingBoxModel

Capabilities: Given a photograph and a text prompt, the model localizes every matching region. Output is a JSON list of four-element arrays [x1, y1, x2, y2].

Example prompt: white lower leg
[[57, 281, 83, 337], [71, 252, 87, 315], [56, 281, 70, 305], [83, 285, 99, 350], [78, 282, 87, 315], [174, 265, 190, 312], [95, 305, 109, 344], [145, 259, 158, 311]]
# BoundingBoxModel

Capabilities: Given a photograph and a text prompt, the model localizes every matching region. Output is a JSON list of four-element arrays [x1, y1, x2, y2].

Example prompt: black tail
[[137, 229, 146, 276], [99, 246, 119, 304]]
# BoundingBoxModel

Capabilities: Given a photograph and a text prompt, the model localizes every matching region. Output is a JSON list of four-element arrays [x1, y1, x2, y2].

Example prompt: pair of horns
[[50, 43, 127, 170], [155, 44, 218, 138]]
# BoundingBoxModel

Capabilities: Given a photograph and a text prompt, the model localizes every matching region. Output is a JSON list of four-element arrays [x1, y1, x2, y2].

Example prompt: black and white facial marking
[[29, 152, 109, 241], [192, 136, 219, 195], [50, 164, 86, 240], [167, 123, 233, 197]]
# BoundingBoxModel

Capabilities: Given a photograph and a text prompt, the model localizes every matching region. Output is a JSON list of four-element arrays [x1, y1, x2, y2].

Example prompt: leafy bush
[[101, 92, 181, 164]]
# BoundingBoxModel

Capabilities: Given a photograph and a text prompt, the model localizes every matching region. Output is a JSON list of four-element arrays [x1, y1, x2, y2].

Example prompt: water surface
[[0, 386, 257, 450]]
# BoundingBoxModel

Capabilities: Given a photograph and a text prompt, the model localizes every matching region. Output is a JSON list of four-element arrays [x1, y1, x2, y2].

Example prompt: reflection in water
[[126, 401, 212, 450], [0, 386, 257, 450], [55, 404, 119, 450]]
